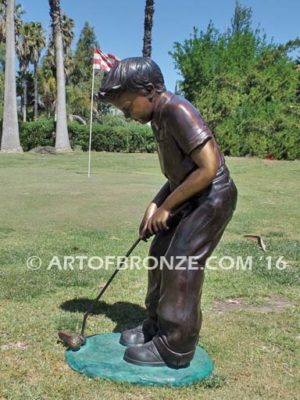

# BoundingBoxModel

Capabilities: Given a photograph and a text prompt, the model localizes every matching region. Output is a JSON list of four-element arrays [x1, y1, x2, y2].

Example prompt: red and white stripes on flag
[[93, 48, 120, 71]]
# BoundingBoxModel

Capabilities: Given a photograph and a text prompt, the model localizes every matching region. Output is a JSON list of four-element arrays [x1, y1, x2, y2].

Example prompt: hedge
[[0, 118, 299, 159], [17, 118, 157, 153]]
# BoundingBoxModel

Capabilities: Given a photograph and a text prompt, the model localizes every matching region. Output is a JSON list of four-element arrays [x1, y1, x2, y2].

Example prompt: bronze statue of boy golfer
[[98, 57, 237, 368]]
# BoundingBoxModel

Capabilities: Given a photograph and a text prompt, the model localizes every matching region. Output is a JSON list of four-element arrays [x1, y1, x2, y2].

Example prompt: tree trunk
[[22, 76, 27, 122], [34, 62, 38, 120], [49, 0, 71, 152], [142, 0, 155, 58], [1, 0, 22, 152]]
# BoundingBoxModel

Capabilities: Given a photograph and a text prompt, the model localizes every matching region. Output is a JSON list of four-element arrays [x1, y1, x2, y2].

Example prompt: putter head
[[58, 331, 86, 351]]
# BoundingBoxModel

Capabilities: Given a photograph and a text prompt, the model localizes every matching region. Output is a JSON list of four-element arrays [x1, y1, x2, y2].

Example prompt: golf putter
[[58, 237, 142, 350], [58, 204, 187, 350]]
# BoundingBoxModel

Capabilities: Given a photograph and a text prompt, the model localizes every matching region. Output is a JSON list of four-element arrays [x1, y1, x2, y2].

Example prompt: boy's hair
[[98, 57, 166, 102]]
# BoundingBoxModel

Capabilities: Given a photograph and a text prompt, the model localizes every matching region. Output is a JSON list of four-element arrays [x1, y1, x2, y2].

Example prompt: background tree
[[44, 14, 74, 78], [0, 0, 23, 42], [1, 0, 22, 152], [70, 22, 98, 84], [142, 0, 154, 57], [40, 12, 73, 121], [231, 0, 252, 35], [66, 22, 100, 120], [0, 0, 6, 42], [0, 1, 6, 117], [60, 14, 74, 78], [16, 22, 33, 121], [49, 0, 71, 151], [170, 1, 300, 160], [39, 73, 56, 117], [0, 0, 23, 118], [29, 22, 46, 119]]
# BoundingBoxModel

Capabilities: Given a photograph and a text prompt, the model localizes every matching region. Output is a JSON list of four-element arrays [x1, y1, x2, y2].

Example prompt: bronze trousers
[[145, 165, 238, 366]]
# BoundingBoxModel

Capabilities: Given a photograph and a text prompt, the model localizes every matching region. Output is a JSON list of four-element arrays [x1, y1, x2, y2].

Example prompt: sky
[[20, 0, 300, 91]]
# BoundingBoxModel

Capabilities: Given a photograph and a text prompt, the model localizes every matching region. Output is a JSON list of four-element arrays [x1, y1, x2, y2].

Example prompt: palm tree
[[16, 22, 32, 122], [142, 0, 155, 58], [0, 1, 6, 43], [61, 14, 74, 50], [40, 74, 56, 117], [29, 22, 46, 120], [45, 14, 74, 77], [49, 0, 71, 152], [44, 14, 74, 77], [60, 15, 74, 78], [0, 1, 24, 42], [1, 0, 22, 152]]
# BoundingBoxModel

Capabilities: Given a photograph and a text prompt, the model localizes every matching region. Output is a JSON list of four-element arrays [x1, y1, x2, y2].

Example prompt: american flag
[[93, 48, 120, 71]]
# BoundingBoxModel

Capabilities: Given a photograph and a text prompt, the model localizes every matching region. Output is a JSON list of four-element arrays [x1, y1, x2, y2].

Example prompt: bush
[[14, 114, 300, 160], [20, 119, 55, 151], [215, 106, 300, 160], [18, 119, 157, 153], [170, 3, 300, 161]]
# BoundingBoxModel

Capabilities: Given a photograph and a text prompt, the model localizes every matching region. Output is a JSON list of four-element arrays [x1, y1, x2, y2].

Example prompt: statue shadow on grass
[[60, 298, 147, 333]]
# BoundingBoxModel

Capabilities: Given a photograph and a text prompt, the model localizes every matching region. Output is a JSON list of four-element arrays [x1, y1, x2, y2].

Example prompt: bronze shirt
[[151, 91, 225, 191]]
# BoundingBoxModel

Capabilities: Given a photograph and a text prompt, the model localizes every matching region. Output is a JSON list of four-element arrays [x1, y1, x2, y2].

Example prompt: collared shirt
[[151, 91, 224, 191]]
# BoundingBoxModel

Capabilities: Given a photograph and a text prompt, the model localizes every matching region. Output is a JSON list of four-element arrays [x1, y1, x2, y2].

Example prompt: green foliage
[[19, 118, 54, 150], [97, 113, 128, 127], [2, 1, 299, 159], [69, 22, 99, 84], [231, 0, 252, 34], [66, 22, 102, 119], [0, 68, 3, 116], [17, 118, 156, 153], [42, 13, 74, 80], [66, 81, 91, 119], [69, 121, 156, 153], [170, 2, 300, 160]]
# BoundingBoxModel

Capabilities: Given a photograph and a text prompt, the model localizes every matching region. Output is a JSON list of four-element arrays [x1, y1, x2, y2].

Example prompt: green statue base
[[65, 333, 214, 387]]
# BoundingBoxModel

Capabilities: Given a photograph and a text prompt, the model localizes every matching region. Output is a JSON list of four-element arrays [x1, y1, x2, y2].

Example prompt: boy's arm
[[139, 181, 171, 239], [163, 139, 218, 210], [146, 139, 219, 234], [152, 181, 171, 207]]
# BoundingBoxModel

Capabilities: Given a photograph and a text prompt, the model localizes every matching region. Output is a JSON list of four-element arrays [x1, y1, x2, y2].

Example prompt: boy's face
[[110, 91, 154, 124]]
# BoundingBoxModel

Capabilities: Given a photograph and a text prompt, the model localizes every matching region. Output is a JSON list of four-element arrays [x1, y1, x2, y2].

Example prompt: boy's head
[[98, 57, 166, 124], [99, 57, 166, 102]]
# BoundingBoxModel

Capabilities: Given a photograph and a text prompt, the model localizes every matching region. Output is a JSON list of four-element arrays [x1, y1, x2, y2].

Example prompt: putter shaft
[[80, 237, 142, 336]]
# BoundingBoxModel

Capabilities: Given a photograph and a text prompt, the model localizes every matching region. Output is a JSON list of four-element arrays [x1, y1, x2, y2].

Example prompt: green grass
[[0, 152, 299, 400]]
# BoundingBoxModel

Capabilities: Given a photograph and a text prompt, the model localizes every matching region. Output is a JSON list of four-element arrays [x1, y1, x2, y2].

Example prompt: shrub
[[18, 119, 157, 153], [19, 119, 55, 151], [170, 3, 300, 161], [14, 116, 299, 160]]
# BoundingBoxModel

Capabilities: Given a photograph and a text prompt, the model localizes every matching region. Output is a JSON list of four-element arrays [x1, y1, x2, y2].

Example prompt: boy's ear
[[145, 83, 155, 99]]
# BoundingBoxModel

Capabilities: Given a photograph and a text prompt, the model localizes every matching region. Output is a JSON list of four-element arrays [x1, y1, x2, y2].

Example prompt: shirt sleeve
[[165, 99, 214, 155]]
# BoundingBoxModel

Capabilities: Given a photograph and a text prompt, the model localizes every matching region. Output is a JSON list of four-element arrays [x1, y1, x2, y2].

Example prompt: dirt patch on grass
[[0, 341, 29, 351], [213, 296, 295, 313]]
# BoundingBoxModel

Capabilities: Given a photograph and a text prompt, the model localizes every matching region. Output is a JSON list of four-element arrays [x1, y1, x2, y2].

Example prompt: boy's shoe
[[123, 339, 166, 366], [123, 336, 193, 368], [119, 319, 158, 347]]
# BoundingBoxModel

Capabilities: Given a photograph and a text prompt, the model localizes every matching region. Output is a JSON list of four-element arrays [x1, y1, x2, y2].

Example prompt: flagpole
[[88, 67, 95, 178]]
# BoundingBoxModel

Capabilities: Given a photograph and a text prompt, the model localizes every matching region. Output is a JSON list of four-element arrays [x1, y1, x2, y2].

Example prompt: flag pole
[[88, 67, 95, 178]]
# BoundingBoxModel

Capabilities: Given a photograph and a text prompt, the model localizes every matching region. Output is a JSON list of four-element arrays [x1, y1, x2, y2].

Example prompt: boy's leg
[[153, 224, 228, 366], [120, 227, 176, 346], [145, 228, 177, 319], [152, 180, 237, 366]]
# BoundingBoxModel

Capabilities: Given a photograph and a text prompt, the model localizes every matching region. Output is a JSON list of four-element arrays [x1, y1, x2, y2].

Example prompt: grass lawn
[[0, 152, 299, 400]]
